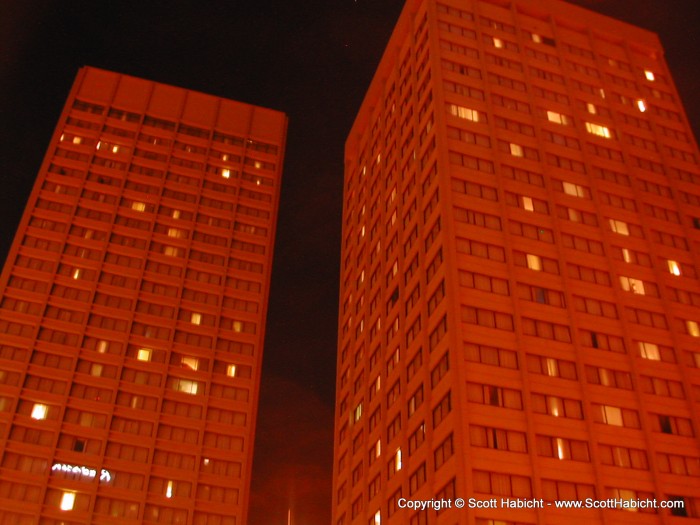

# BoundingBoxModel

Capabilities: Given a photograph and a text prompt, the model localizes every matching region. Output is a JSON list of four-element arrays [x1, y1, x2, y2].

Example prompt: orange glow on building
[[334, 1, 700, 524], [0, 67, 286, 524]]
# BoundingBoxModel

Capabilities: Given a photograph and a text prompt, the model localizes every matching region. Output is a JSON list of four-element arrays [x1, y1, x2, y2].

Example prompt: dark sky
[[0, 2, 698, 524]]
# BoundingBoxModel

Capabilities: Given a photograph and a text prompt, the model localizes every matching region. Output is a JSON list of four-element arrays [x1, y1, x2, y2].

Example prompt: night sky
[[1, 2, 698, 524]]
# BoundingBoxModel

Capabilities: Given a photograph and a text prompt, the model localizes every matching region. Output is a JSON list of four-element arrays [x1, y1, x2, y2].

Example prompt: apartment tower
[[0, 67, 286, 524], [334, 1, 700, 524]]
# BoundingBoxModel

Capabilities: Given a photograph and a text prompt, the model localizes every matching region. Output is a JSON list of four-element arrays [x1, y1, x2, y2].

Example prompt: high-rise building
[[0, 67, 286, 524], [333, 1, 700, 524]]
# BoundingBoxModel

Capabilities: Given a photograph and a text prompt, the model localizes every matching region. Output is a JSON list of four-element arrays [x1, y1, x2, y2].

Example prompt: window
[[585, 122, 612, 138], [654, 415, 694, 436], [608, 219, 629, 235], [644, 70, 655, 81], [447, 104, 479, 122], [31, 403, 48, 420], [638, 342, 660, 361], [546, 111, 570, 125], [636, 99, 647, 112], [471, 425, 527, 453], [473, 470, 532, 498], [600, 445, 648, 470], [619, 276, 645, 295], [598, 405, 623, 426], [509, 143, 523, 157], [687, 320, 700, 337], [392, 448, 402, 474], [60, 491, 76, 511], [537, 436, 589, 461], [562, 181, 585, 197], [137, 348, 152, 362], [667, 260, 682, 276], [526, 254, 542, 271], [175, 379, 199, 395]]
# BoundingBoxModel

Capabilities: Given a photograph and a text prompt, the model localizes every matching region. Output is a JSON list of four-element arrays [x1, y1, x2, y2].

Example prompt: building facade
[[334, 1, 700, 524], [0, 67, 286, 524]]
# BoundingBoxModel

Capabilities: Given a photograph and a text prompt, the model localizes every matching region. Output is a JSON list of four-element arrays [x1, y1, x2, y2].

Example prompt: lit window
[[111, 145, 119, 154], [598, 369, 612, 386], [621, 248, 632, 263], [619, 276, 645, 295], [137, 348, 152, 362], [376, 153, 381, 164], [636, 99, 647, 112], [191, 313, 202, 325], [373, 510, 381, 525], [163, 246, 179, 257], [73, 136, 82, 145], [31, 403, 48, 420], [182, 357, 199, 370], [493, 37, 503, 48], [548, 397, 563, 417], [227, 364, 237, 377], [602, 405, 623, 426], [509, 143, 523, 157], [60, 491, 76, 511], [448, 104, 479, 122], [72, 269, 82, 280], [221, 169, 231, 179], [667, 260, 681, 276], [546, 111, 569, 125], [176, 379, 199, 395], [638, 342, 660, 361], [522, 196, 534, 211], [394, 448, 402, 471], [555, 438, 567, 460], [599, 88, 606, 99], [166, 481, 173, 498], [373, 439, 381, 458], [353, 403, 363, 423], [586, 103, 597, 115], [545, 358, 558, 377], [90, 364, 103, 377], [562, 182, 585, 197], [132, 202, 146, 212], [172, 209, 181, 219], [526, 254, 542, 271], [585, 122, 612, 138], [644, 70, 655, 81], [608, 219, 629, 236], [254, 161, 262, 169], [687, 321, 700, 338], [232, 321, 243, 332], [531, 33, 542, 43], [568, 208, 580, 222], [167, 228, 184, 238]]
